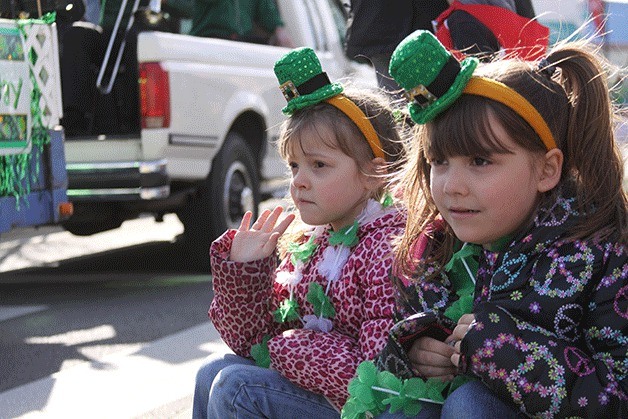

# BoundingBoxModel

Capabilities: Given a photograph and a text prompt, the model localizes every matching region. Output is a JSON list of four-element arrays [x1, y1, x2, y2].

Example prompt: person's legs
[[59, 24, 103, 136], [192, 353, 253, 419], [441, 380, 520, 419], [208, 363, 340, 419]]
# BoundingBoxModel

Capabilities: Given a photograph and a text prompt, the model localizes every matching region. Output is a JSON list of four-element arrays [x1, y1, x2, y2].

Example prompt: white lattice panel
[[22, 21, 62, 128]]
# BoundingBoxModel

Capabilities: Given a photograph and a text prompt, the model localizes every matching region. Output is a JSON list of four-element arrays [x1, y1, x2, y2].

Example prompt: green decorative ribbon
[[328, 221, 359, 247]]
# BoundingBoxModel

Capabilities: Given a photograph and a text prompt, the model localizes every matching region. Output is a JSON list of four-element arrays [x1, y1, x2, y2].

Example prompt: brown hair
[[395, 40, 628, 278], [277, 86, 408, 184], [276, 86, 409, 252]]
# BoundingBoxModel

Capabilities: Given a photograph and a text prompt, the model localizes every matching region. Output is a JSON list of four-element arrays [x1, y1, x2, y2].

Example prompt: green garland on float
[[0, 13, 55, 205]]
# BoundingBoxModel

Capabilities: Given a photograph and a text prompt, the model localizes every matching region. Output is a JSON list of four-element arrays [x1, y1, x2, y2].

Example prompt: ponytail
[[545, 42, 627, 241]]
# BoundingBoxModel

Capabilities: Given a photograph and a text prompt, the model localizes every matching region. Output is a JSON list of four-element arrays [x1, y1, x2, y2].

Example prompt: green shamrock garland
[[342, 361, 451, 418], [288, 234, 318, 266], [253, 200, 393, 369], [443, 243, 481, 322], [262, 220, 360, 366], [342, 361, 475, 418], [274, 298, 300, 323], [328, 221, 359, 247], [251, 335, 271, 368], [342, 242, 481, 418], [306, 282, 336, 318]]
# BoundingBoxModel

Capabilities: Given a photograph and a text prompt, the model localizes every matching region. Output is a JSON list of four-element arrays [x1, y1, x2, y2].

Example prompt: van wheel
[[178, 132, 260, 269]]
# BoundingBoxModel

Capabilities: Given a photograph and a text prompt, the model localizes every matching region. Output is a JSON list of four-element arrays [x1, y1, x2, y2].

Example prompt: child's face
[[429, 115, 545, 246], [287, 132, 373, 231]]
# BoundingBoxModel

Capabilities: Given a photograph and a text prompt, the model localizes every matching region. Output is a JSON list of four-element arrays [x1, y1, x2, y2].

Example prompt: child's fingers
[[274, 213, 296, 235], [238, 211, 253, 231], [451, 317, 475, 342], [457, 313, 475, 326], [251, 208, 272, 230], [261, 206, 284, 232], [264, 231, 282, 253], [410, 336, 455, 360], [412, 363, 457, 379]]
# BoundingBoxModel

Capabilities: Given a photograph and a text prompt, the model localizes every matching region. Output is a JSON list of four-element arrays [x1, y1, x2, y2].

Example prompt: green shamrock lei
[[252, 198, 395, 368], [342, 243, 481, 417], [341, 360, 474, 418], [255, 218, 362, 367], [443, 242, 481, 322]]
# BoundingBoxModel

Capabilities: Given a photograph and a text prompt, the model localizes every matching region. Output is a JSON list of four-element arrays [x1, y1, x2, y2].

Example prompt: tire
[[178, 132, 260, 269]]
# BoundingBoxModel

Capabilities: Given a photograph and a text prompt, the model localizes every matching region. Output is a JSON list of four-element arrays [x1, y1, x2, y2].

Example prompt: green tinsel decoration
[[0, 14, 55, 205]]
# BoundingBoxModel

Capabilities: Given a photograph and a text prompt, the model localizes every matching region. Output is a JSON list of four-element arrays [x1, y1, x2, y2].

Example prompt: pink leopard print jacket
[[208, 208, 406, 410]]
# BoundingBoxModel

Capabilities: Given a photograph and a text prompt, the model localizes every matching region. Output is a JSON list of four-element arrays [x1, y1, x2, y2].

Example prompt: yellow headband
[[463, 77, 557, 150], [325, 95, 385, 159]]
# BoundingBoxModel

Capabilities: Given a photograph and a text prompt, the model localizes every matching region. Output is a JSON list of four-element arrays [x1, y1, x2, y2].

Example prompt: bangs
[[425, 96, 515, 160], [279, 114, 341, 160]]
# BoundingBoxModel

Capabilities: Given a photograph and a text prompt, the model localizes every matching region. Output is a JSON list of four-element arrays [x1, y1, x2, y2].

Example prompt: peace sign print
[[614, 285, 628, 320], [491, 253, 527, 293], [554, 304, 582, 342], [534, 195, 573, 227], [533, 248, 593, 299], [564, 346, 595, 377]]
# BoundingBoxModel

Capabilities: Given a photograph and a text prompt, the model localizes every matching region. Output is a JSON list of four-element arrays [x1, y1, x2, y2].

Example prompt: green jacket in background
[[190, 0, 283, 39], [99, 0, 193, 32]]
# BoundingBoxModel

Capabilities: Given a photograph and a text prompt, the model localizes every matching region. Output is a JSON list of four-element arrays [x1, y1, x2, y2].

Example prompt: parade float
[[0, 14, 72, 233]]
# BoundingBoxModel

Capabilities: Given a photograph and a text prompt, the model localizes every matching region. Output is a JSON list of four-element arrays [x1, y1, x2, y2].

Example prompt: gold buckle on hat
[[280, 81, 299, 101], [405, 84, 437, 109]]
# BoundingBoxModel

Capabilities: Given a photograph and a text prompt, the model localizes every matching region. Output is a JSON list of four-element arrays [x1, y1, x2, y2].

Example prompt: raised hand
[[448, 313, 476, 367], [230, 206, 295, 263], [408, 336, 457, 382]]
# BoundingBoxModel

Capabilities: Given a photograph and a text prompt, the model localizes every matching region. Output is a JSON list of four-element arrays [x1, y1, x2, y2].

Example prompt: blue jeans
[[192, 353, 340, 419], [376, 380, 520, 418]]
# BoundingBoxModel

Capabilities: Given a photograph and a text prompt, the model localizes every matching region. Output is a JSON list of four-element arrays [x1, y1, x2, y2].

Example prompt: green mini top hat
[[389, 30, 479, 124], [274, 47, 344, 115]]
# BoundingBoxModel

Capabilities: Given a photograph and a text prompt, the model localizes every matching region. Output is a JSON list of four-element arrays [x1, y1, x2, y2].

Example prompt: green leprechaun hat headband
[[274, 47, 385, 159], [274, 47, 343, 115], [390, 30, 478, 125], [390, 30, 557, 150]]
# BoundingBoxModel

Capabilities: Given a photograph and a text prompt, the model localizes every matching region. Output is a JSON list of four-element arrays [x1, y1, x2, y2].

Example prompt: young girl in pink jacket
[[192, 46, 408, 418]]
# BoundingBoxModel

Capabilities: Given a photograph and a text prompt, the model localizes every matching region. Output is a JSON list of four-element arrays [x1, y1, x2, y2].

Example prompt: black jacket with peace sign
[[377, 188, 628, 417]]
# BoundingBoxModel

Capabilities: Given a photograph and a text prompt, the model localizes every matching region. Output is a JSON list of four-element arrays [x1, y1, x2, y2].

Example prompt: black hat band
[[405, 56, 461, 108], [280, 72, 332, 102]]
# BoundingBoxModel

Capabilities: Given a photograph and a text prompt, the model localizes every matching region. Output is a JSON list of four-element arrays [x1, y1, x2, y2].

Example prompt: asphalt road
[[0, 215, 221, 417]]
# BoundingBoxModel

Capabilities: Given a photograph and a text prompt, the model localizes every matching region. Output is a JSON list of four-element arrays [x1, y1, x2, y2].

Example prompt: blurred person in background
[[343, 0, 449, 96], [190, 0, 293, 47]]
